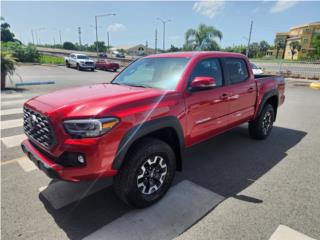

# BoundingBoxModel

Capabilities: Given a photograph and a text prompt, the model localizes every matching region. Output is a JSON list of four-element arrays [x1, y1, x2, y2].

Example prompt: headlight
[[63, 118, 119, 138]]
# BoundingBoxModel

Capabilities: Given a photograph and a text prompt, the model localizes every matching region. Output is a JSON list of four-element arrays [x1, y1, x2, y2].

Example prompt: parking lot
[[1, 65, 320, 240]]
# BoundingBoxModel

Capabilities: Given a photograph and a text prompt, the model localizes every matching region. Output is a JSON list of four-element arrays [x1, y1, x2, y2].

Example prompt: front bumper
[[21, 139, 118, 182]]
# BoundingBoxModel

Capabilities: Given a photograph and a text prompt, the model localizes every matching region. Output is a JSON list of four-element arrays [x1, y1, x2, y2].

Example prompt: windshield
[[77, 55, 89, 59], [251, 63, 258, 69], [112, 57, 190, 90]]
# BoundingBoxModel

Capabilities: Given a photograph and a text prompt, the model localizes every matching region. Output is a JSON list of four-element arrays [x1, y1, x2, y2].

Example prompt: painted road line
[[1, 134, 26, 148], [269, 225, 316, 240], [83, 180, 224, 240], [39, 178, 112, 209], [17, 157, 37, 172], [0, 108, 23, 116], [1, 119, 23, 130], [1, 99, 26, 107]]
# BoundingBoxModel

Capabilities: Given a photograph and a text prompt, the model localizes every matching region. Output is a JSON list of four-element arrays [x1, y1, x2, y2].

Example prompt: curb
[[310, 82, 320, 90], [17, 63, 65, 67]]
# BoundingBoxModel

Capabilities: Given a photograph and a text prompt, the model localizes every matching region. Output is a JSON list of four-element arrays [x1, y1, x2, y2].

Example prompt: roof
[[146, 51, 246, 59], [290, 22, 320, 30]]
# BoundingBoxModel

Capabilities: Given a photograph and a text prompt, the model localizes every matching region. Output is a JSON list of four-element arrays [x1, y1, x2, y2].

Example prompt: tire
[[113, 137, 176, 208], [91, 68, 94, 71], [77, 64, 81, 71], [249, 104, 275, 140], [65, 61, 70, 68], [114, 68, 117, 72]]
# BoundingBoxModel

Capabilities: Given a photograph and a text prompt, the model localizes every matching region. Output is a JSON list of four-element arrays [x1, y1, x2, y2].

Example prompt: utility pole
[[145, 40, 148, 55], [157, 18, 171, 51], [95, 13, 116, 56], [155, 28, 158, 54], [59, 30, 62, 44], [246, 20, 253, 57], [107, 31, 110, 52], [53, 37, 56, 45], [31, 30, 35, 45], [78, 27, 82, 50]]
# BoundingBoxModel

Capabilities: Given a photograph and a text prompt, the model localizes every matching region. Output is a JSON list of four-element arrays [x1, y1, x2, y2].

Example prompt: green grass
[[39, 55, 65, 64]]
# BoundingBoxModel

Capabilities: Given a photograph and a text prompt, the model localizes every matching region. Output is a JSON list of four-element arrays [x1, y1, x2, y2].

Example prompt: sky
[[2, 1, 320, 49]]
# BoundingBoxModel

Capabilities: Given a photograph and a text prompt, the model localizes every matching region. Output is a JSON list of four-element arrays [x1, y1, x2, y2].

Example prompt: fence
[[251, 60, 320, 80]]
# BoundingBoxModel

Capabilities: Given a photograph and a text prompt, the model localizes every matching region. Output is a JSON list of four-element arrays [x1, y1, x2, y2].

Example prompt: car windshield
[[77, 55, 89, 59], [112, 57, 190, 90], [251, 63, 258, 69]]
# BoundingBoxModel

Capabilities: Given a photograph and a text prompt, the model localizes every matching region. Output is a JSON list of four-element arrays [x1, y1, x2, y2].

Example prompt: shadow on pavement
[[39, 125, 306, 240]]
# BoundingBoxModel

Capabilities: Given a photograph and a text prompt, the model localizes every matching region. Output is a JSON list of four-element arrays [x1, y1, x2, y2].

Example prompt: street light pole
[[246, 20, 253, 57], [157, 18, 171, 51], [95, 13, 116, 56]]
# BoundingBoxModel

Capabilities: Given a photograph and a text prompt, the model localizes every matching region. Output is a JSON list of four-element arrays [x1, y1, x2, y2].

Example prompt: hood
[[26, 83, 168, 118]]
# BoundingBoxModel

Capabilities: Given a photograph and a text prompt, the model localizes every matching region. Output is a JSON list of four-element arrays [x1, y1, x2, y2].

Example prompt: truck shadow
[[39, 125, 306, 240]]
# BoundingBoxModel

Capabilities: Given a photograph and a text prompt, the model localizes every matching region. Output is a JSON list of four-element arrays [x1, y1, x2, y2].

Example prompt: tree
[[309, 33, 320, 59], [169, 44, 180, 52], [1, 17, 16, 42], [63, 42, 76, 50], [289, 41, 301, 60], [224, 45, 246, 54], [274, 38, 285, 59], [1, 51, 17, 89], [88, 41, 107, 52], [248, 42, 260, 58], [259, 41, 270, 57], [2, 42, 40, 62], [184, 24, 222, 51]]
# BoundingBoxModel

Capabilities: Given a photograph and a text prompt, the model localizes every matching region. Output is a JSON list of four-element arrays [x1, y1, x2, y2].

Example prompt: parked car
[[65, 54, 95, 71], [251, 63, 264, 75], [112, 50, 125, 58], [22, 52, 285, 208], [95, 59, 120, 72], [98, 53, 108, 59]]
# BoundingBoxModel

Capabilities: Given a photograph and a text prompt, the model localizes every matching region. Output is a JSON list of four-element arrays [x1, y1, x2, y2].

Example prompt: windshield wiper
[[125, 84, 149, 88]]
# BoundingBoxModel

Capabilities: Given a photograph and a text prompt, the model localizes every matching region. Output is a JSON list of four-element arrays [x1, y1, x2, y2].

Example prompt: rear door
[[185, 58, 231, 145], [222, 58, 257, 124]]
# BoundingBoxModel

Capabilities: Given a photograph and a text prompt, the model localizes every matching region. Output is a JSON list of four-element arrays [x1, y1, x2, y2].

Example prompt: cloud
[[107, 23, 126, 32], [270, 0, 299, 13], [193, 0, 225, 19]]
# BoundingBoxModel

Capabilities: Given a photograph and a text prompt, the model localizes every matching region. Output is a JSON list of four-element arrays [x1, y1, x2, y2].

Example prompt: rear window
[[225, 58, 249, 84]]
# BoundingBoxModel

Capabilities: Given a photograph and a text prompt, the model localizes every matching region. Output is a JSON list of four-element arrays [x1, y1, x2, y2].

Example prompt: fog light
[[77, 154, 85, 164]]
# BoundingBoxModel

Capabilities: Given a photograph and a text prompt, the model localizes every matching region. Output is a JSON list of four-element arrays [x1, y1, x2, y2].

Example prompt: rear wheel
[[249, 104, 275, 140], [113, 138, 176, 208]]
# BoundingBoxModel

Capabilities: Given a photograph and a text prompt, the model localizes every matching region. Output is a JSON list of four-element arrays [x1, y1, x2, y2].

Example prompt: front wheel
[[65, 61, 70, 68], [77, 64, 81, 71], [113, 138, 176, 208], [249, 104, 275, 140]]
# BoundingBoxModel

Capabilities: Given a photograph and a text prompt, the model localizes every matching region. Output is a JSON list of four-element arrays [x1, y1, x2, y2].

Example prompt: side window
[[70, 54, 75, 59], [224, 58, 249, 84], [191, 58, 223, 87]]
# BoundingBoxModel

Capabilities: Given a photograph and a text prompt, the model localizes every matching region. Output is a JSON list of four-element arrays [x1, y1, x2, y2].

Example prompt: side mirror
[[190, 76, 216, 91]]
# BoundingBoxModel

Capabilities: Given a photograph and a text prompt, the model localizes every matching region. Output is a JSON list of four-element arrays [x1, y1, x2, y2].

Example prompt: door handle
[[248, 87, 254, 93], [220, 93, 229, 100]]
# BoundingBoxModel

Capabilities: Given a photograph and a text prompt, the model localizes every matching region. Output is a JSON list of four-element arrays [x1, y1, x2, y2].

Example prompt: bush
[[39, 55, 64, 64], [2, 42, 40, 62], [63, 41, 75, 50]]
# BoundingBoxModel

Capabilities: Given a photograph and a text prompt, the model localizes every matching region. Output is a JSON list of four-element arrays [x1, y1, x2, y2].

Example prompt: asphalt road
[[1, 65, 320, 240]]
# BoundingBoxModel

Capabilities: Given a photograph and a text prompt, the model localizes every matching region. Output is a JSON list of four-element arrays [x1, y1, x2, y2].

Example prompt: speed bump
[[310, 82, 320, 90]]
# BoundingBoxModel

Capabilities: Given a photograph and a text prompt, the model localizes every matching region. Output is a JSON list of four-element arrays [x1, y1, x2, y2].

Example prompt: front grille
[[23, 107, 55, 149], [85, 62, 93, 65]]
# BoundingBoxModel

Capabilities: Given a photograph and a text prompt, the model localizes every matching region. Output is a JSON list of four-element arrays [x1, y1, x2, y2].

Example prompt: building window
[[305, 28, 311, 33]]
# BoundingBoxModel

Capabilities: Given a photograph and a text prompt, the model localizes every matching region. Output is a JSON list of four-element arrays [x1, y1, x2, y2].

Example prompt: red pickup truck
[[21, 52, 285, 208]]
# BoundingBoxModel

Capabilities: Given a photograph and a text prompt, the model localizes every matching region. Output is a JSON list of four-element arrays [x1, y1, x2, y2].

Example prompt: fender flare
[[256, 89, 279, 119], [112, 116, 185, 170]]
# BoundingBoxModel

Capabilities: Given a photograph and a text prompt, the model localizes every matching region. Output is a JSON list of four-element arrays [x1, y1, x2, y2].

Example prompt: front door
[[185, 58, 231, 146]]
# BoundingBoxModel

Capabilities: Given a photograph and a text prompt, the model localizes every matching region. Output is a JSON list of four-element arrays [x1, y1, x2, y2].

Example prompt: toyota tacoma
[[21, 52, 285, 208], [65, 53, 95, 71]]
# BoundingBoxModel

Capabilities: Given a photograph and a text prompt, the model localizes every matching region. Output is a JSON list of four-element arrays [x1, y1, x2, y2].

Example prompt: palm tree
[[184, 24, 222, 51], [1, 51, 16, 90], [274, 38, 285, 59], [289, 41, 301, 60]]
